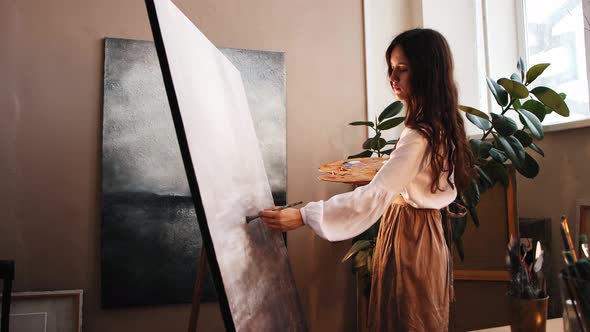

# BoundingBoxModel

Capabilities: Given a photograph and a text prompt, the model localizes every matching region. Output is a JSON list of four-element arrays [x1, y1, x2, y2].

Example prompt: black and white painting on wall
[[101, 37, 286, 307]]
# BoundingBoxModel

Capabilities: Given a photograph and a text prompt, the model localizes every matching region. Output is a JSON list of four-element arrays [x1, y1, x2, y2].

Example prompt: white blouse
[[300, 128, 457, 242]]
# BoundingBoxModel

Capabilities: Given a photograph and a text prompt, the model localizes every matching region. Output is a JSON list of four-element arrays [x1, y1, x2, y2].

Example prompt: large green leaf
[[362, 138, 373, 150], [371, 137, 387, 150], [498, 78, 529, 98], [466, 112, 492, 131], [462, 179, 481, 207], [516, 152, 540, 178], [513, 130, 533, 147], [494, 160, 509, 187], [378, 101, 404, 122], [342, 240, 372, 262], [531, 86, 570, 116], [526, 63, 550, 84], [458, 105, 490, 120], [529, 142, 545, 157], [518, 109, 544, 139], [466, 203, 480, 227], [476, 165, 494, 187], [497, 135, 525, 168], [354, 250, 369, 269], [377, 116, 405, 130], [481, 159, 509, 187], [487, 77, 509, 107], [491, 113, 518, 137], [348, 150, 373, 158], [350, 121, 375, 127], [517, 57, 526, 82], [520, 99, 546, 122], [454, 236, 465, 261], [470, 139, 492, 159], [489, 148, 508, 163], [544, 105, 553, 114], [461, 180, 481, 227]]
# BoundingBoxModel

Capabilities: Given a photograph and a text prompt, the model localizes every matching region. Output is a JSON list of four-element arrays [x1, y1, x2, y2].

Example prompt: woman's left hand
[[259, 208, 304, 232]]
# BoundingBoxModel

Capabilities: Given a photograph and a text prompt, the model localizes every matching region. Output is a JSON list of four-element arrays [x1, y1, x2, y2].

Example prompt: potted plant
[[506, 236, 549, 331], [451, 58, 569, 259], [452, 58, 569, 331], [452, 58, 569, 330], [347, 100, 405, 159]]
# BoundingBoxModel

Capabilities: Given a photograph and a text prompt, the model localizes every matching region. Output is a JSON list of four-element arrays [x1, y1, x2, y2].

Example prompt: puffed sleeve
[[300, 128, 429, 242]]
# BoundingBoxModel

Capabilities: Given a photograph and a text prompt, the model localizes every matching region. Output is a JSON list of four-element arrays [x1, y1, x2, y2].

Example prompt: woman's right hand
[[259, 208, 304, 232]]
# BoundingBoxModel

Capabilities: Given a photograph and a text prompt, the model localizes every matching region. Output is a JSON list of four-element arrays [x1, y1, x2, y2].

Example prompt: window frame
[[514, 0, 590, 131], [363, 0, 590, 141]]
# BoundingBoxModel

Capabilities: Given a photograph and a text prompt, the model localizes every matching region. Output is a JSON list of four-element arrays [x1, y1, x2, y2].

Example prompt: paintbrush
[[245, 201, 304, 223], [561, 215, 578, 262]]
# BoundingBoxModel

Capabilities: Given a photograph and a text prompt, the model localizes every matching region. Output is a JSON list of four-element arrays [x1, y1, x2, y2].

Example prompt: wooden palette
[[318, 157, 388, 185]]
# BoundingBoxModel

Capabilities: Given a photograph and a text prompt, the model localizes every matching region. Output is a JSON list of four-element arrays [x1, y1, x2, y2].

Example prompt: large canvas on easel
[[145, 0, 305, 330], [100, 37, 286, 307]]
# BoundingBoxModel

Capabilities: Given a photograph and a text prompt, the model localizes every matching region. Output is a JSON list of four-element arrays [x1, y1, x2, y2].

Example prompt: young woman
[[259, 28, 475, 331]]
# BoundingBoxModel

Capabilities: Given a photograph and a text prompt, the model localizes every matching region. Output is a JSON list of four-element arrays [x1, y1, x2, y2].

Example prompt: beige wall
[[0, 0, 366, 331], [517, 125, 590, 315], [3, 0, 589, 331]]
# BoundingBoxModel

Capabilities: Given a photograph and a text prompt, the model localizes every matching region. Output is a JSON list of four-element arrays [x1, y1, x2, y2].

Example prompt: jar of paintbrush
[[558, 216, 590, 332]]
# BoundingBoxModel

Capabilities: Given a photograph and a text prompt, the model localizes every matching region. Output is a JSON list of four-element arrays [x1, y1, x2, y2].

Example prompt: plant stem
[[501, 98, 516, 116]]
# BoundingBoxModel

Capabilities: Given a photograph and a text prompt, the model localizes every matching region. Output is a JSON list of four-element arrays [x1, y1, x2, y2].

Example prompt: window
[[362, 0, 590, 138], [521, 0, 589, 125]]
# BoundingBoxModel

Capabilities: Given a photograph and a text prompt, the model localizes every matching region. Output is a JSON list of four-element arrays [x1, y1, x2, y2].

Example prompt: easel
[[187, 247, 208, 332]]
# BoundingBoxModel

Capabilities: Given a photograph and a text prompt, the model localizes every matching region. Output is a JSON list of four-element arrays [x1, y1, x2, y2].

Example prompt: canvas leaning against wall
[[101, 37, 286, 307]]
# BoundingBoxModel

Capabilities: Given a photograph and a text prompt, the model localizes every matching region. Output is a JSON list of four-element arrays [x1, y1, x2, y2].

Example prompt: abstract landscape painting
[[101, 37, 285, 308]]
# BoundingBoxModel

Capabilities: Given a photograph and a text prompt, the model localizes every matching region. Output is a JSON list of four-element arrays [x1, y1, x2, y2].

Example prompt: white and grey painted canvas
[[144, 0, 305, 330], [101, 36, 286, 308]]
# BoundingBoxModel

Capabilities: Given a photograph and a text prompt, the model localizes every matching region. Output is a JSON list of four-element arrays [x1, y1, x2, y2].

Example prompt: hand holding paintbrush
[[255, 201, 306, 232], [246, 201, 303, 223]]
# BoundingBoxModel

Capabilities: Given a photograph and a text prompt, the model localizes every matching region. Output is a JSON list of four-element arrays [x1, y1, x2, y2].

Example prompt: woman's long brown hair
[[386, 28, 475, 192]]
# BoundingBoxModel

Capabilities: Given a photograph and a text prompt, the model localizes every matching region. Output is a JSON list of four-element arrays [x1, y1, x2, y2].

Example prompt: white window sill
[[468, 118, 590, 140], [543, 118, 590, 133]]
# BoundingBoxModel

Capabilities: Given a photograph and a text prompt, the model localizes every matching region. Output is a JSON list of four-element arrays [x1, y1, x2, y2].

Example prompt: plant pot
[[509, 296, 549, 332]]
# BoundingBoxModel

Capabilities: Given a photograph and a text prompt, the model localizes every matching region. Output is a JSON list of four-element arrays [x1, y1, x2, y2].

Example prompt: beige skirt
[[368, 195, 451, 332]]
